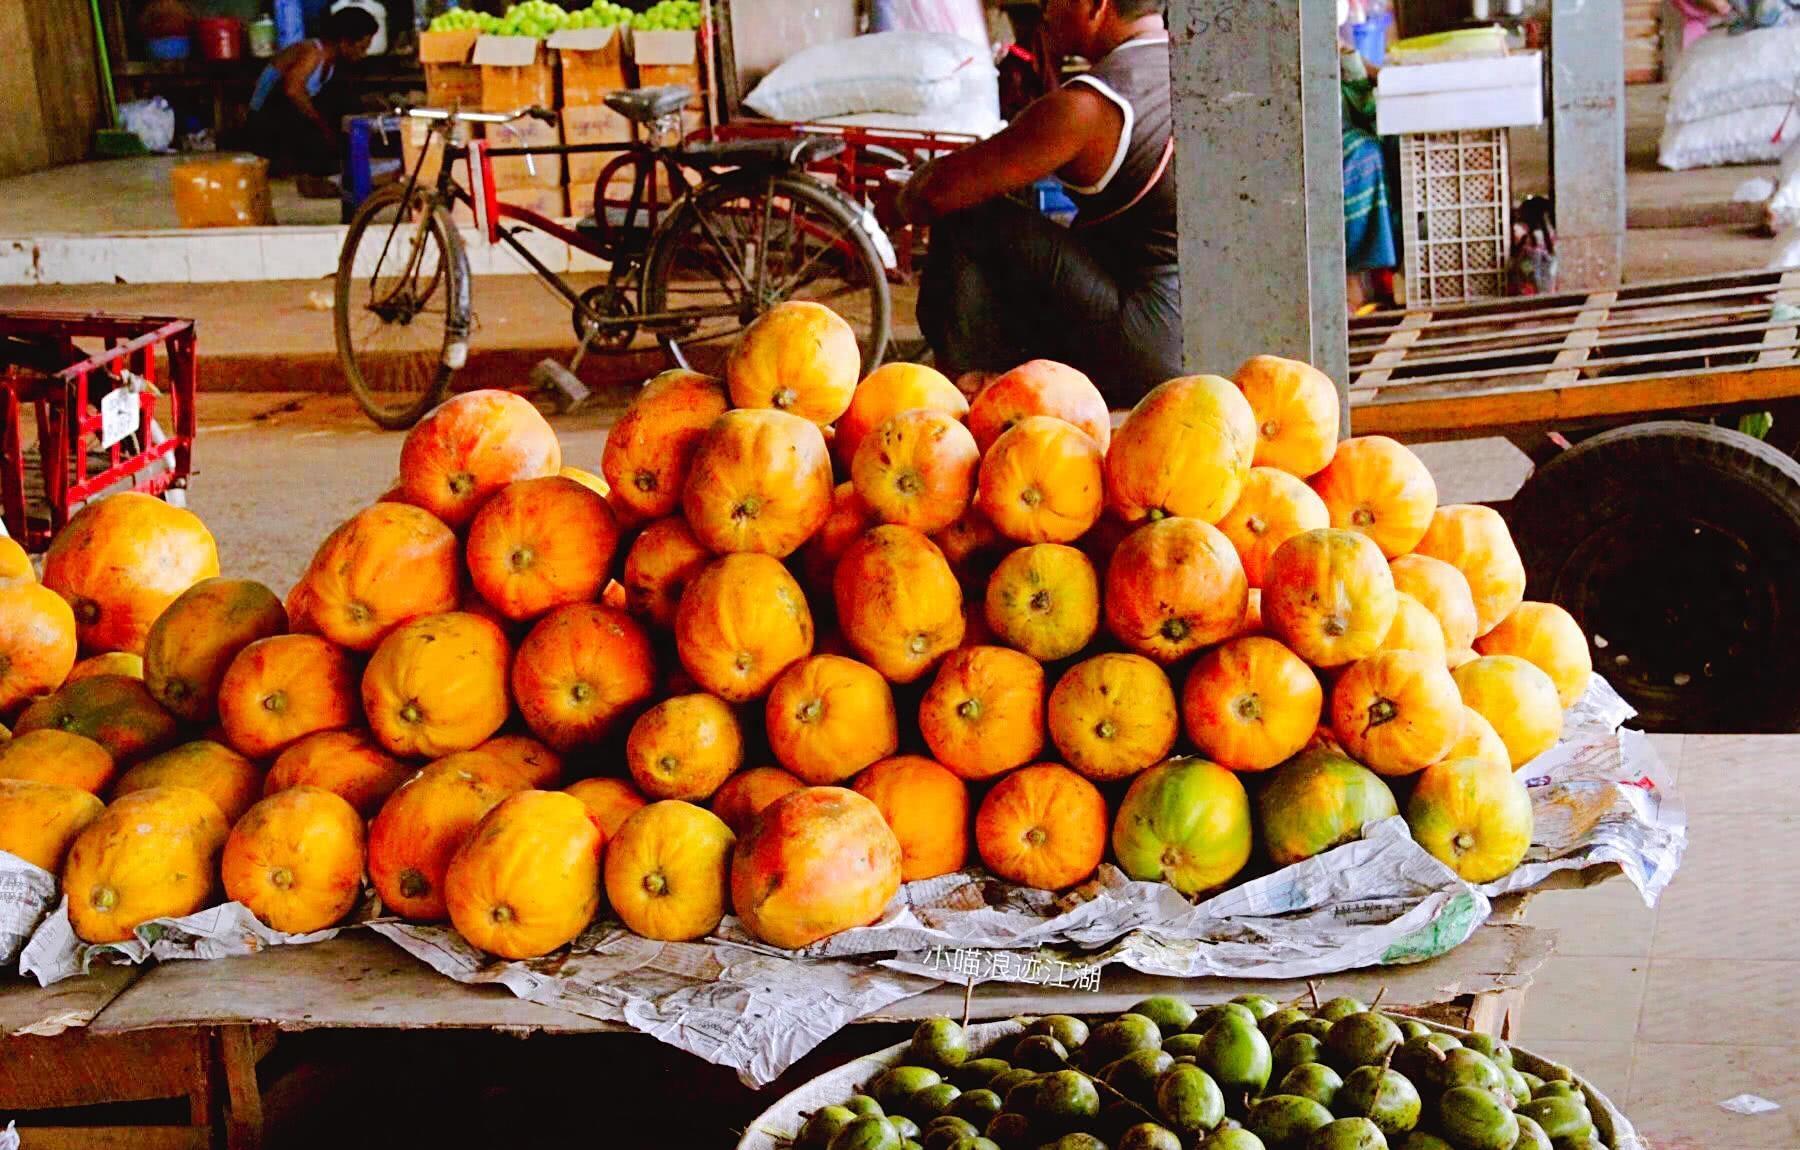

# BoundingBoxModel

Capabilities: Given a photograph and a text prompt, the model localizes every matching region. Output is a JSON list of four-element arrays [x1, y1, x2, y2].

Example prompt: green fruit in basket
[[951, 1059, 1012, 1091], [1272, 1032, 1326, 1084], [988, 1069, 1037, 1100], [1500, 1068, 1532, 1106], [1316, 997, 1368, 1023], [1334, 1066, 1420, 1137], [1421, 1049, 1504, 1096], [1132, 995, 1199, 1036], [1395, 1019, 1432, 1041], [799, 1105, 859, 1150], [1194, 1013, 1273, 1100], [1208, 1130, 1271, 1150], [1100, 1048, 1175, 1107], [848, 1096, 887, 1118], [1233, 994, 1282, 1021], [1012, 1034, 1070, 1071], [875, 1068, 943, 1113], [1027, 1015, 1091, 1052], [830, 1115, 904, 1150], [1396, 1135, 1454, 1150], [1516, 1072, 1544, 1095], [1033, 1069, 1102, 1131], [1530, 1081, 1580, 1103], [1163, 1033, 1208, 1061], [1278, 1019, 1336, 1043], [949, 1088, 1002, 1127], [890, 1115, 922, 1140], [904, 1140, 923, 1150], [1116, 1122, 1184, 1150], [1435, 1086, 1519, 1150], [948, 1137, 1002, 1150], [1393, 1034, 1460, 1081], [1044, 1136, 1108, 1150], [1279, 1063, 1344, 1109], [1088, 1015, 1164, 1067], [1513, 1098, 1590, 1142], [908, 1084, 960, 1121], [1247, 1094, 1336, 1149], [912, 1018, 971, 1071], [1262, 1007, 1311, 1039], [1459, 1034, 1511, 1069], [1191, 1003, 1261, 1035], [1325, 1013, 1405, 1070], [1537, 1064, 1574, 1085], [1001, 1074, 1042, 1115], [1155, 1063, 1226, 1138], [983, 1110, 1031, 1146], [922, 1116, 980, 1150], [1550, 1138, 1603, 1150], [1509, 1114, 1552, 1150], [1302, 1117, 1386, 1150]]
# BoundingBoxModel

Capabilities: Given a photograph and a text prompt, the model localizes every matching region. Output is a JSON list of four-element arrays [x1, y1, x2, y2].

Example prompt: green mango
[[910, 1018, 971, 1071], [1435, 1085, 1520, 1150]]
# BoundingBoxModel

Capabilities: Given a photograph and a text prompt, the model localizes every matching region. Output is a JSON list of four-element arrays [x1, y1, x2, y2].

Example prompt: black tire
[[335, 185, 470, 430], [638, 170, 891, 377], [1506, 420, 1800, 732]]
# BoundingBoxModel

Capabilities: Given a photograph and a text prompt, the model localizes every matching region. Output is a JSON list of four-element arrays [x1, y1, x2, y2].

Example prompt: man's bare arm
[[898, 87, 1120, 225]]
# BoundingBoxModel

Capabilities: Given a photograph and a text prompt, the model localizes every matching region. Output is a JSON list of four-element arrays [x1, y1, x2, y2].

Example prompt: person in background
[[898, 0, 1178, 406], [1340, 28, 1400, 314], [246, 7, 379, 197]]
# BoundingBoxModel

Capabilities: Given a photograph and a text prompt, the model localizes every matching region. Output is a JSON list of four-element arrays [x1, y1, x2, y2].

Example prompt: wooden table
[[0, 897, 1555, 1149]]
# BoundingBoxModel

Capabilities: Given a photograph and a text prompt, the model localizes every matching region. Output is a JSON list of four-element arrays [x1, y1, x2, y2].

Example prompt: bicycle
[[335, 87, 894, 429]]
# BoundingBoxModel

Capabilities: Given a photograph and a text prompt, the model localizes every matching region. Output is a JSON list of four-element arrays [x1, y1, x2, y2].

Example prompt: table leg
[[213, 1025, 267, 1150]]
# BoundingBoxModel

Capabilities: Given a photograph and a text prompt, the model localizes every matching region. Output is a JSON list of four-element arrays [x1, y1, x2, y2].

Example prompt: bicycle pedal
[[531, 358, 590, 413]]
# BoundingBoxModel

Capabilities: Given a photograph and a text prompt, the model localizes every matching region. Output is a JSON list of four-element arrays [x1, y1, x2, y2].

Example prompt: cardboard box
[[561, 103, 633, 186], [399, 117, 446, 186], [419, 28, 482, 107], [474, 35, 557, 112], [485, 116, 564, 188], [631, 29, 701, 103], [1376, 84, 1542, 135], [498, 185, 568, 219], [567, 179, 596, 220], [550, 26, 628, 107]]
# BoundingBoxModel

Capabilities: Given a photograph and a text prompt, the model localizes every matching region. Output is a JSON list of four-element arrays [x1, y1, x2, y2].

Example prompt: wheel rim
[[341, 192, 453, 420], [1557, 512, 1780, 723], [647, 181, 885, 375]]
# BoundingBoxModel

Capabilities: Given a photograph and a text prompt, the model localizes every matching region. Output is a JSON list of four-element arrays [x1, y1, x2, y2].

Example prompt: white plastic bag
[[744, 32, 994, 123], [1769, 141, 1800, 228], [1666, 25, 1800, 123], [119, 96, 176, 153], [1659, 104, 1796, 169]]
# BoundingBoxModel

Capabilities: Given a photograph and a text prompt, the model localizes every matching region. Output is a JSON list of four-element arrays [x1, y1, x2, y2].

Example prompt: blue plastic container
[[147, 34, 192, 60], [1032, 177, 1077, 224], [1352, 12, 1391, 66], [273, 0, 305, 47]]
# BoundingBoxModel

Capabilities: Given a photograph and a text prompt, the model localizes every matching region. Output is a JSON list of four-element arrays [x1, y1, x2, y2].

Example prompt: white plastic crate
[[1398, 129, 1511, 307]]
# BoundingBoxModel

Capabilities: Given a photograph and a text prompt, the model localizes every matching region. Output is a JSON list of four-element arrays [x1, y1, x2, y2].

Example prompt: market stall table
[[0, 907, 1554, 1149]]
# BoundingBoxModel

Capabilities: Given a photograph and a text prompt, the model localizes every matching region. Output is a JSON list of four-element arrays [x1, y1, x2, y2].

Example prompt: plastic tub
[[146, 35, 192, 61], [195, 17, 243, 61]]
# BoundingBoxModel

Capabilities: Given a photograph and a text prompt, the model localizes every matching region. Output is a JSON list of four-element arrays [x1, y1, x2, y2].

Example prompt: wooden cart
[[1344, 270, 1800, 734]]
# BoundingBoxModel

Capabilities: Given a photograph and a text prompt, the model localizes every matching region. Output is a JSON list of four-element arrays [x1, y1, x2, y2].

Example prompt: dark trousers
[[917, 198, 1182, 406], [247, 89, 341, 178]]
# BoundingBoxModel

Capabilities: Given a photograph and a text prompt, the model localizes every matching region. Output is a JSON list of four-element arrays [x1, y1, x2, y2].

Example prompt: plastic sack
[[744, 31, 994, 123], [1770, 140, 1800, 229], [817, 49, 1004, 138], [120, 96, 177, 152], [1659, 104, 1796, 169], [1666, 24, 1800, 124]]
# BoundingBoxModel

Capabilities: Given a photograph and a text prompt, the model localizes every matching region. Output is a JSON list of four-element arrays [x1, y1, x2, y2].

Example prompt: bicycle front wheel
[[335, 185, 470, 430], [639, 171, 891, 377]]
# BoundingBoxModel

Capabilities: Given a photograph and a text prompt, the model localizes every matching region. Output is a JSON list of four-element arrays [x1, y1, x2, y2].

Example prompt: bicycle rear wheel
[[335, 184, 470, 430], [639, 171, 891, 377]]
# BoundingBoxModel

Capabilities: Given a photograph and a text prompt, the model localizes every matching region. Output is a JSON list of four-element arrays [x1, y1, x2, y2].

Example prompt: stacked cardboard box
[[551, 27, 632, 220]]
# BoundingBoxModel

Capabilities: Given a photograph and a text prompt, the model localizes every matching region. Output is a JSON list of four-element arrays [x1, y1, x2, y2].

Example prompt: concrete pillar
[[1551, 0, 1626, 289], [1166, 0, 1349, 416]]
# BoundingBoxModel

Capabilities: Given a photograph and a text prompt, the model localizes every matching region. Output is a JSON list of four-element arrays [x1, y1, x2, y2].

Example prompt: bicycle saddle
[[677, 135, 847, 170], [604, 85, 694, 123]]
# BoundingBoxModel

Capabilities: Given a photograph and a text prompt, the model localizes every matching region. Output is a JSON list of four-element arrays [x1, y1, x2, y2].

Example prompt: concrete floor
[[0, 154, 341, 234]]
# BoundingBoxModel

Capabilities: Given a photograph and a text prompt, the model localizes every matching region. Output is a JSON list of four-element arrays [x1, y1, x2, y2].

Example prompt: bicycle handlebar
[[398, 105, 558, 127]]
